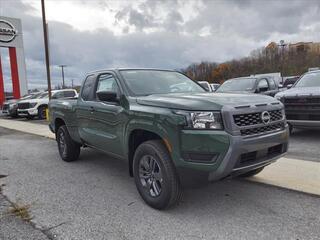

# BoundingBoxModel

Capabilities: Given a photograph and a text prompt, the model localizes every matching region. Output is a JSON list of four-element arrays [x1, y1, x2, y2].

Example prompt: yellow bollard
[[46, 108, 49, 121]]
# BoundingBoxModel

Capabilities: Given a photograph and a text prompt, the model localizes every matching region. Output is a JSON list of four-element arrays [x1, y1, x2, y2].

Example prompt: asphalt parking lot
[[287, 129, 320, 162], [0, 126, 319, 240]]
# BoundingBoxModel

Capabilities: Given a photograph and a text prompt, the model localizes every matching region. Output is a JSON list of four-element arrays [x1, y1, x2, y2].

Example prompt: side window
[[268, 79, 276, 90], [96, 74, 119, 94], [257, 79, 269, 91], [81, 75, 96, 101], [52, 92, 63, 99], [64, 91, 76, 98]]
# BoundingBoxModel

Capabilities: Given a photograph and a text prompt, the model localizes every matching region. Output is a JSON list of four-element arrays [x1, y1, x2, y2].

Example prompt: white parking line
[[0, 118, 319, 196]]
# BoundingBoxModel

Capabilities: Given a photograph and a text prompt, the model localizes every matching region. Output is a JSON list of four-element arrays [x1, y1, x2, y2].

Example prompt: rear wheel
[[56, 125, 80, 162], [239, 167, 264, 178], [133, 140, 182, 210], [38, 105, 47, 120]]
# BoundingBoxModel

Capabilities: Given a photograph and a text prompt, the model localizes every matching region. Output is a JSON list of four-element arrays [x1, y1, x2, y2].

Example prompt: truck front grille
[[233, 110, 283, 127], [284, 97, 320, 120], [284, 97, 320, 104], [18, 103, 30, 110], [240, 122, 285, 136]]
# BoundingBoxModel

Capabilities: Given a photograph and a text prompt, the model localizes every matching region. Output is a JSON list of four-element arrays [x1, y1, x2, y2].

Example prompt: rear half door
[[76, 74, 98, 145], [88, 72, 126, 158]]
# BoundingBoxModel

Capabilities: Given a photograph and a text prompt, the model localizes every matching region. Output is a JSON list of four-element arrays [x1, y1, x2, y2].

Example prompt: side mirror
[[287, 84, 293, 89], [97, 91, 118, 102]]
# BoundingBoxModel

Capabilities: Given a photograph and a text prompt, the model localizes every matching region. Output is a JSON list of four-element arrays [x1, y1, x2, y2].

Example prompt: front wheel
[[133, 140, 182, 210], [56, 125, 80, 162], [239, 167, 264, 178], [38, 105, 47, 120]]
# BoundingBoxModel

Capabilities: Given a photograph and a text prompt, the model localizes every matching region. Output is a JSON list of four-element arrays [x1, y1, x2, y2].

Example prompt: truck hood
[[136, 92, 276, 111], [18, 98, 48, 104], [3, 99, 18, 104], [276, 87, 320, 98]]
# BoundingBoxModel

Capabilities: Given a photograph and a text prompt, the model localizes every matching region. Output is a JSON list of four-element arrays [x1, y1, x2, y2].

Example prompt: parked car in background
[[210, 83, 220, 91], [216, 76, 279, 97], [1, 92, 42, 117], [18, 89, 77, 119], [198, 81, 213, 92], [275, 70, 320, 133], [49, 68, 288, 209]]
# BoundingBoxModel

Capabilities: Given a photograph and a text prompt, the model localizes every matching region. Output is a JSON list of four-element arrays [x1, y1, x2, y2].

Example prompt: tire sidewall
[[38, 106, 47, 119], [133, 142, 173, 209], [57, 126, 68, 160]]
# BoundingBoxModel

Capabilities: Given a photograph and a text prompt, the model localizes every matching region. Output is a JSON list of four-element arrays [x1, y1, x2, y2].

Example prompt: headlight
[[29, 102, 37, 108], [175, 111, 223, 130]]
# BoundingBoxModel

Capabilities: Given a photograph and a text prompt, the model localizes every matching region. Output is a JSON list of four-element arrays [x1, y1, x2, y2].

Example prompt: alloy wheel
[[139, 155, 163, 197]]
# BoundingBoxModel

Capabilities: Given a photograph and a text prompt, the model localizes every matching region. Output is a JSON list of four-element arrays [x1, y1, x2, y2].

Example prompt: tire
[[38, 105, 47, 120], [133, 140, 182, 210], [56, 125, 80, 162], [239, 167, 264, 178]]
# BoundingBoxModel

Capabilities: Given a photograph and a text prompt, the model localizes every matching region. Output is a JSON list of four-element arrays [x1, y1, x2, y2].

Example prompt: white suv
[[17, 89, 78, 119]]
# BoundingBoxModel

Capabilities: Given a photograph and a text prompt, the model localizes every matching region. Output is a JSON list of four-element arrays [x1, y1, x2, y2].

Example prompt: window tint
[[96, 74, 119, 93], [81, 75, 96, 101], [52, 92, 63, 99], [257, 79, 268, 90], [268, 79, 276, 90], [64, 91, 76, 98]]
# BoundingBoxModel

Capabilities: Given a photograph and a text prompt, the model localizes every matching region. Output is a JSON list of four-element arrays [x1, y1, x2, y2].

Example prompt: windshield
[[37, 92, 49, 99], [217, 78, 256, 92], [120, 70, 205, 96], [294, 72, 320, 88], [29, 93, 43, 99]]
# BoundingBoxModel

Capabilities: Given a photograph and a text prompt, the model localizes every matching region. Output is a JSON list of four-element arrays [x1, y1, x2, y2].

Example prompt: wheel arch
[[127, 128, 170, 177]]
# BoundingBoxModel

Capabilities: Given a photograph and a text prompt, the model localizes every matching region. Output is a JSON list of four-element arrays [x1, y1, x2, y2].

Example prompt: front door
[[89, 73, 126, 157]]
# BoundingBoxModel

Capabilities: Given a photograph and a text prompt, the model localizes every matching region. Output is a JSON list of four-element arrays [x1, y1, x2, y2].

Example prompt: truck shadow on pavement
[[75, 148, 320, 214]]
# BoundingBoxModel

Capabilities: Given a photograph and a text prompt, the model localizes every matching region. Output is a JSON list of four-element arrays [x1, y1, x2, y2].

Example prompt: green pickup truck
[[49, 69, 289, 209]]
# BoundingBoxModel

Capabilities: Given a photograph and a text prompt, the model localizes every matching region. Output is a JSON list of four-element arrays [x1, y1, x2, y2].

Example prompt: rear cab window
[[81, 75, 96, 101]]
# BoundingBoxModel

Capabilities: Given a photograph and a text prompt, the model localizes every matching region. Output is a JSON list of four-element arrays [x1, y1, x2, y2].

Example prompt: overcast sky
[[0, 0, 320, 90]]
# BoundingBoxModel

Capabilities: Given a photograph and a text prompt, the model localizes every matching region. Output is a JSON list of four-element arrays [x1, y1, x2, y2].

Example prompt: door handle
[[90, 106, 95, 113]]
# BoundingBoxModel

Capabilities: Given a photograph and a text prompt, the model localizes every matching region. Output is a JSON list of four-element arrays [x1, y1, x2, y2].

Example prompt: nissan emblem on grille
[[261, 111, 271, 124]]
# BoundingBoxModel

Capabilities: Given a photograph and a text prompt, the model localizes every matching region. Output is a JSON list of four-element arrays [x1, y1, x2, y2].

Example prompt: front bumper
[[18, 108, 38, 116], [175, 127, 289, 187], [288, 120, 320, 129]]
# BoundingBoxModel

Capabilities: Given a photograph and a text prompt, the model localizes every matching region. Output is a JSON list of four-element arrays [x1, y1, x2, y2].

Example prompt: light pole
[[41, 0, 52, 98], [59, 65, 67, 89], [278, 40, 287, 84]]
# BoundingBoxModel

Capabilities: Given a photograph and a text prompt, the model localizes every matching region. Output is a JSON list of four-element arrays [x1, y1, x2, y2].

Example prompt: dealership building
[[0, 16, 28, 106]]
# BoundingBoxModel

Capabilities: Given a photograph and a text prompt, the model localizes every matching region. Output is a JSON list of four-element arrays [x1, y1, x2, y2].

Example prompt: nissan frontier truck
[[49, 69, 289, 209]]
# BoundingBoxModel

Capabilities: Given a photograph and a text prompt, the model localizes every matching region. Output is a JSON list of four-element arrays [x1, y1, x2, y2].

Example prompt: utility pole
[[71, 79, 74, 88], [59, 65, 67, 89], [278, 40, 287, 84], [41, 0, 52, 98]]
